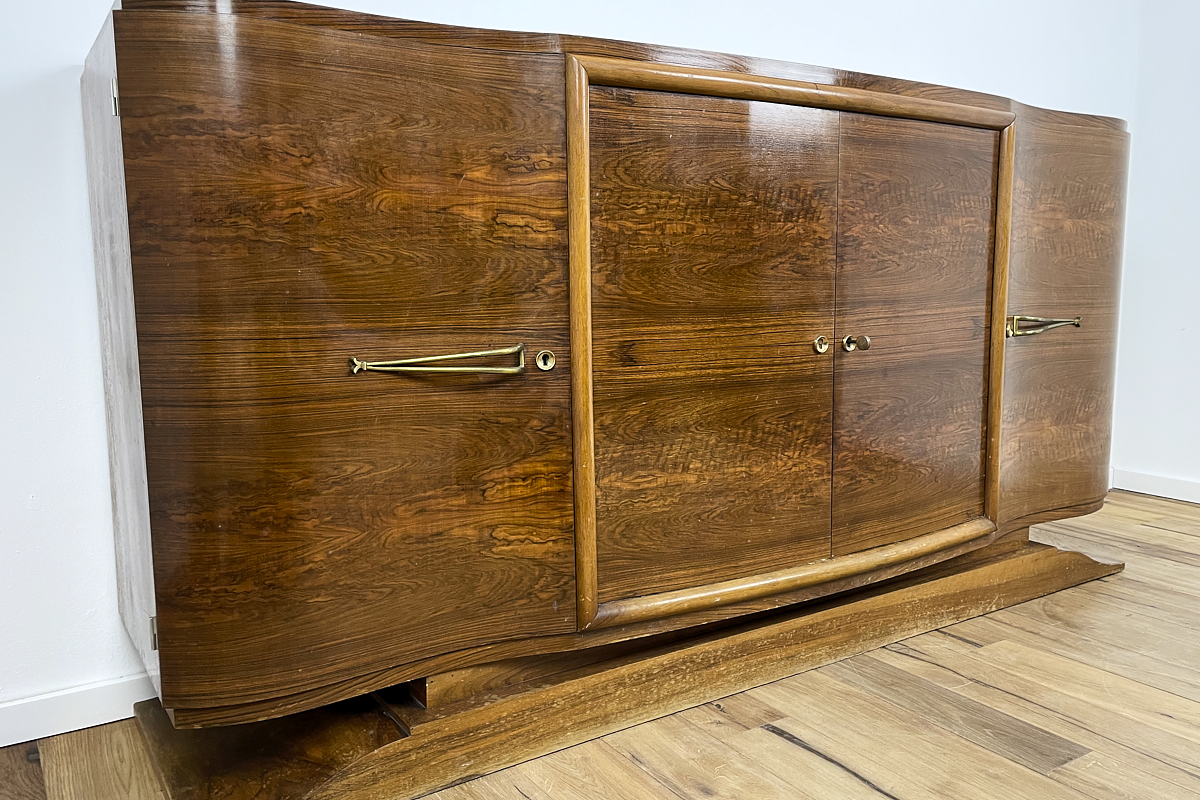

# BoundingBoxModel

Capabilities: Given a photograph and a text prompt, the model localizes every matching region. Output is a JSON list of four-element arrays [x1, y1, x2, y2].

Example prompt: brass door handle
[[351, 343, 526, 375], [842, 335, 871, 352], [1005, 316, 1081, 338]]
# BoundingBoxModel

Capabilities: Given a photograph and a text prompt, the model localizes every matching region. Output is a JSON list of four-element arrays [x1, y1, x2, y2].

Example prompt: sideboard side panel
[[83, 11, 161, 691], [999, 111, 1129, 529]]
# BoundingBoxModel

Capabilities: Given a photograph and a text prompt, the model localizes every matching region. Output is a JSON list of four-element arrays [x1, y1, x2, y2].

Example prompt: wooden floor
[[7, 490, 1200, 800]]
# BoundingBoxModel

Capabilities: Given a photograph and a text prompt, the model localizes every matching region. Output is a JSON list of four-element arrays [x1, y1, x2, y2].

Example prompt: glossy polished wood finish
[[566, 55, 599, 629], [998, 111, 1128, 530], [833, 114, 998, 555], [575, 55, 1014, 130], [113, 11, 574, 711], [590, 518, 996, 628], [86, 0, 1129, 729], [124, 0, 1132, 136], [589, 87, 838, 603]]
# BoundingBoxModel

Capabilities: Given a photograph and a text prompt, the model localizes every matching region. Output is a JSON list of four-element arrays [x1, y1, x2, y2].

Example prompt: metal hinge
[[111, 77, 120, 117], [150, 616, 158, 651]]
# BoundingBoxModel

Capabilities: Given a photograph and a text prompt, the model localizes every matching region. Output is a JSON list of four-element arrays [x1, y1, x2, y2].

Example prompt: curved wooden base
[[136, 539, 1120, 800]]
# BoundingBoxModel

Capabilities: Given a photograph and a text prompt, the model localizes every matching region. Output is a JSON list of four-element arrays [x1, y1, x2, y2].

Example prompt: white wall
[[0, 0, 1146, 745], [1110, 0, 1200, 503], [0, 0, 155, 747]]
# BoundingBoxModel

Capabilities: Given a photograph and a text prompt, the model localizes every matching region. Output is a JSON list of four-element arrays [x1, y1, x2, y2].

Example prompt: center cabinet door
[[588, 87, 838, 602], [832, 114, 999, 555]]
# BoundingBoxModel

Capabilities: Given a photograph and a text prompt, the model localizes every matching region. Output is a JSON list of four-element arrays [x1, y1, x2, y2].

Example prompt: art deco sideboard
[[83, 0, 1127, 749]]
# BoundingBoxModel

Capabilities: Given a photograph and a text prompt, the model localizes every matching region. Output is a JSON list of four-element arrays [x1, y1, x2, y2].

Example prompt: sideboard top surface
[[117, 0, 1126, 135]]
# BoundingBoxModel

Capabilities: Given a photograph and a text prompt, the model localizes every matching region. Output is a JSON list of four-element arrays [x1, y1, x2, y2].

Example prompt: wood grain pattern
[[82, 11, 160, 690], [833, 113, 998, 555], [590, 518, 995, 628], [164, 527, 1024, 728], [986, 124, 1016, 523], [577, 55, 1014, 130], [0, 742, 45, 800], [589, 86, 838, 602], [752, 671, 1095, 800], [302, 541, 1112, 800], [998, 111, 1129, 529], [819, 653, 1090, 773], [566, 55, 599, 629], [88, 0, 1132, 729], [604, 715, 821, 799], [135, 696, 401, 800], [124, 0, 1136, 139], [113, 11, 574, 713], [39, 721, 163, 800]]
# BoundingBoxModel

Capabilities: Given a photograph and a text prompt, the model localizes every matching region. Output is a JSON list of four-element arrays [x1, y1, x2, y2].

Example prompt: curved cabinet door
[[833, 114, 999, 555], [998, 113, 1128, 529], [587, 87, 838, 603], [115, 11, 574, 712]]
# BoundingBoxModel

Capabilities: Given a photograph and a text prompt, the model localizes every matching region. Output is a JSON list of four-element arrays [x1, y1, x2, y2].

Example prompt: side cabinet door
[[587, 88, 838, 603], [115, 12, 574, 711], [833, 114, 999, 556], [998, 116, 1128, 529]]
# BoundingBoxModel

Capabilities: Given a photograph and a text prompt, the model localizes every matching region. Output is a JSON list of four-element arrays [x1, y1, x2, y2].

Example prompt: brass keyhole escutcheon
[[535, 350, 556, 371], [842, 335, 871, 352], [813, 335, 831, 354]]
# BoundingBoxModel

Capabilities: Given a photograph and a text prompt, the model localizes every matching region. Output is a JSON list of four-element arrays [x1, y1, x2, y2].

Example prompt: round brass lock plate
[[535, 350, 556, 371]]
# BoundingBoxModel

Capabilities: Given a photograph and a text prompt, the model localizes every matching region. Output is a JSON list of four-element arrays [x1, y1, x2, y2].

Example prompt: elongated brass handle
[[351, 344, 525, 375], [1005, 316, 1081, 338]]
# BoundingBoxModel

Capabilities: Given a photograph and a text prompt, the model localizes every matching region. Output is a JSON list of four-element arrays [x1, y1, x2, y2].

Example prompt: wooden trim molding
[[588, 518, 997, 629], [986, 123, 1017, 522], [568, 54, 1017, 632], [566, 55, 599, 629], [571, 54, 1017, 131]]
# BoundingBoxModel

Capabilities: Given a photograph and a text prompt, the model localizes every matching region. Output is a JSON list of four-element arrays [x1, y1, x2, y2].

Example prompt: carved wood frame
[[566, 54, 1016, 630]]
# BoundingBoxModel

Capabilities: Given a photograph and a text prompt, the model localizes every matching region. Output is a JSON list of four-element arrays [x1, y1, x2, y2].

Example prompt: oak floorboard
[[1105, 491, 1200, 527], [1069, 574, 1200, 630], [513, 739, 682, 800], [885, 632, 1200, 777], [974, 640, 1200, 739], [819, 652, 1089, 773], [719, 724, 893, 799], [39, 720, 163, 800], [753, 671, 1095, 800], [945, 604, 1200, 703], [675, 694, 788, 743], [604, 714, 822, 800], [0, 742, 46, 800], [425, 766, 557, 800], [869, 639, 1200, 800]]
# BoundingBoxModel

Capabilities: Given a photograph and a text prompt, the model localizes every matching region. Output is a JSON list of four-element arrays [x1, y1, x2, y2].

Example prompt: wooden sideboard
[[83, 0, 1127, 735]]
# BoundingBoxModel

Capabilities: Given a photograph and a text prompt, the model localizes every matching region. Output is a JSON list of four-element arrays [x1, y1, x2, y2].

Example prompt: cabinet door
[[116, 12, 574, 711], [833, 114, 999, 556], [998, 115, 1127, 528], [588, 88, 837, 602]]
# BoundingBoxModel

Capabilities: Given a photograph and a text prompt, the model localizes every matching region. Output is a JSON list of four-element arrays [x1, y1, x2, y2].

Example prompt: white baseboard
[[1112, 469, 1200, 505], [0, 673, 155, 748]]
